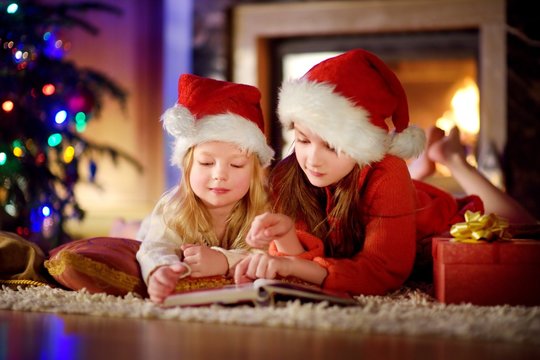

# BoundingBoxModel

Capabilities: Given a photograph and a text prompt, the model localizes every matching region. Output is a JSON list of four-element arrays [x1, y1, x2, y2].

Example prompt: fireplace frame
[[231, 0, 506, 160]]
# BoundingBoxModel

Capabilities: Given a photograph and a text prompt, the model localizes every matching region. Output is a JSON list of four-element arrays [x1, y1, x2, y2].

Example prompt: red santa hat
[[163, 74, 274, 168], [278, 49, 425, 166]]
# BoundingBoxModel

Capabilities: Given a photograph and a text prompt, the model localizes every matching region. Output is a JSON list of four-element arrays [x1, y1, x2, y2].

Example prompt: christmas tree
[[0, 1, 141, 251]]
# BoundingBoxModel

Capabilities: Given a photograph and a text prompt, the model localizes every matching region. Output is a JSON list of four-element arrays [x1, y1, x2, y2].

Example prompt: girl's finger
[[234, 257, 252, 283], [255, 255, 269, 278]]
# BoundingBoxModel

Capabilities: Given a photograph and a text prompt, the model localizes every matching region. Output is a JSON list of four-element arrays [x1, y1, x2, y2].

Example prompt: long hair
[[270, 153, 364, 258], [164, 147, 269, 249]]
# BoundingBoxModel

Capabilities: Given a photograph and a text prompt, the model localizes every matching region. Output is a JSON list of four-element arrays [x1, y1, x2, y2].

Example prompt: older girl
[[235, 49, 535, 295]]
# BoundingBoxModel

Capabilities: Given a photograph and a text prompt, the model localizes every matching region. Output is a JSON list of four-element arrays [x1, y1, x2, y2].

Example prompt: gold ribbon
[[450, 210, 512, 243]]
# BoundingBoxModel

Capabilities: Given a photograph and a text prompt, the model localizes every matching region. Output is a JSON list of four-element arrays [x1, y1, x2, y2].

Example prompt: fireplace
[[231, 0, 506, 193]]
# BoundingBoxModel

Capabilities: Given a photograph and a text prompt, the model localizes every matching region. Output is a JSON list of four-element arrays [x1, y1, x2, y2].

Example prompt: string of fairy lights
[[0, 1, 129, 248]]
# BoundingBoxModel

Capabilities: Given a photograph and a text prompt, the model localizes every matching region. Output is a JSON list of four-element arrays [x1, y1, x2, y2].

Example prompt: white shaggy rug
[[1, 285, 539, 344]]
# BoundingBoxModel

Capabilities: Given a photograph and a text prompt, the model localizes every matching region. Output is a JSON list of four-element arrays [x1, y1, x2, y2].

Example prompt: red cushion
[[45, 237, 147, 297]]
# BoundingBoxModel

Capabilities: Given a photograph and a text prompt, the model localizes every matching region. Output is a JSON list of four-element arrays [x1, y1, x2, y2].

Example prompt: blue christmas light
[[0, 152, 6, 165], [30, 204, 55, 234], [41, 205, 51, 217], [29, 207, 43, 232]]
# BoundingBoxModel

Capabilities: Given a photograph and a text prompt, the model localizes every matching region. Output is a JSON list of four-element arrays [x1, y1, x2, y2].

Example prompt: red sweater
[[269, 155, 483, 296]]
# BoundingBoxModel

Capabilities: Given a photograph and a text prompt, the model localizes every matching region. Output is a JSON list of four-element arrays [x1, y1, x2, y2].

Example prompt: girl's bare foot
[[427, 126, 466, 169], [409, 126, 445, 180]]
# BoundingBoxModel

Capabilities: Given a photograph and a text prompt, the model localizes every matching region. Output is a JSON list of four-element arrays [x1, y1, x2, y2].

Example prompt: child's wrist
[[275, 237, 304, 255]]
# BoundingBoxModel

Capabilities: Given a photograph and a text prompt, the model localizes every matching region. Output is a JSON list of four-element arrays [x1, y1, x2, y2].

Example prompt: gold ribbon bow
[[450, 210, 512, 243]]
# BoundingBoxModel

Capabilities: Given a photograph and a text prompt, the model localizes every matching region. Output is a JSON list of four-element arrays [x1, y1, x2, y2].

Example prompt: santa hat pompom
[[162, 105, 196, 139], [388, 125, 426, 159]]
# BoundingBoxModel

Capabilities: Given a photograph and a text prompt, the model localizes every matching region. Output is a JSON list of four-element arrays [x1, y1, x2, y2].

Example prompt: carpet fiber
[[1, 285, 539, 344]]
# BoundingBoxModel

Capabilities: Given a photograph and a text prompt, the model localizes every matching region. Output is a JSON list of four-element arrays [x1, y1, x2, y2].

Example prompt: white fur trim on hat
[[388, 125, 426, 159], [278, 79, 389, 166], [162, 105, 274, 168]]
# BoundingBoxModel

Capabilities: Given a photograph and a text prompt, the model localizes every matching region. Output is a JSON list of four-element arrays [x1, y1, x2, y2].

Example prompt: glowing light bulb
[[47, 133, 62, 147], [0, 152, 6, 165], [75, 112, 86, 122], [41, 205, 51, 217], [75, 112, 87, 132], [2, 100, 14, 112], [12, 139, 24, 157], [42, 84, 55, 96], [63, 146, 75, 163], [35, 153, 46, 165], [54, 110, 67, 124], [7, 3, 18, 14], [13, 147, 23, 157]]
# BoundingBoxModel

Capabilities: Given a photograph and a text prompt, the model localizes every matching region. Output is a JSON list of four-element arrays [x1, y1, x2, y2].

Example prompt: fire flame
[[435, 77, 479, 137]]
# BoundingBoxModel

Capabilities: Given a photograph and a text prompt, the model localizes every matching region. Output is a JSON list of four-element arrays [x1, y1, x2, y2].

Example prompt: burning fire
[[435, 77, 479, 137], [435, 77, 480, 176]]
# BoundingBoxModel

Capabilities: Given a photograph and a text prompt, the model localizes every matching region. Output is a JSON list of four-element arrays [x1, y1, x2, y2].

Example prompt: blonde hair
[[163, 147, 269, 249]]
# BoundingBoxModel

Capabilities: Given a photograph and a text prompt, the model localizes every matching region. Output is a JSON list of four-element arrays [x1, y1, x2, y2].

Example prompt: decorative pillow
[[0, 231, 56, 288], [45, 237, 147, 297]]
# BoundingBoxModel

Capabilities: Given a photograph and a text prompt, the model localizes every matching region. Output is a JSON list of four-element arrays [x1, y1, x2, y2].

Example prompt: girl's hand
[[233, 253, 291, 284], [181, 244, 228, 277], [246, 212, 303, 254], [234, 253, 328, 286], [147, 263, 190, 303]]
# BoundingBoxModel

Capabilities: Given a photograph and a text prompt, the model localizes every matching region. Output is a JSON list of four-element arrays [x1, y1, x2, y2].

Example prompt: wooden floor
[[1, 309, 538, 360]]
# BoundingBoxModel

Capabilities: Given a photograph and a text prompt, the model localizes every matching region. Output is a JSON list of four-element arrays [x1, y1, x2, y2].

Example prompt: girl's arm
[[136, 188, 187, 284], [268, 229, 324, 259], [246, 212, 304, 254]]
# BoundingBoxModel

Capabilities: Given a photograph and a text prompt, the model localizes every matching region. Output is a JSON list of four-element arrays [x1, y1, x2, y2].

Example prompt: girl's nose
[[307, 146, 323, 167], [212, 165, 227, 180]]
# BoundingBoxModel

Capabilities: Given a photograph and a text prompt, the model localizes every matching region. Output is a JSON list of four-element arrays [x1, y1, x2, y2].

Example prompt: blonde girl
[[137, 74, 273, 303]]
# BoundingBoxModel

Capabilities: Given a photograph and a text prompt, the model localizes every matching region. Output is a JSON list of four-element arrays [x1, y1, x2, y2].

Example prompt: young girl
[[234, 49, 537, 295], [137, 74, 274, 303]]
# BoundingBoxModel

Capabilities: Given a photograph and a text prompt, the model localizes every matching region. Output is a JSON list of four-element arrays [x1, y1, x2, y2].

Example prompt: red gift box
[[432, 237, 540, 306]]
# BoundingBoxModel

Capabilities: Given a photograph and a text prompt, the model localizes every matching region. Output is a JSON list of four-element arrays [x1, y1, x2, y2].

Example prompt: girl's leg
[[429, 127, 537, 224]]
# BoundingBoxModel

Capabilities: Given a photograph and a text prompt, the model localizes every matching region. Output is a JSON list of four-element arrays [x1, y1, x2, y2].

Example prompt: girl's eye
[[296, 137, 309, 144], [198, 161, 213, 166], [325, 143, 336, 152], [231, 163, 246, 169]]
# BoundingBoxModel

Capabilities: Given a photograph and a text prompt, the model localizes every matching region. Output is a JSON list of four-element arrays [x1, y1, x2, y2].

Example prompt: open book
[[163, 278, 358, 307]]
